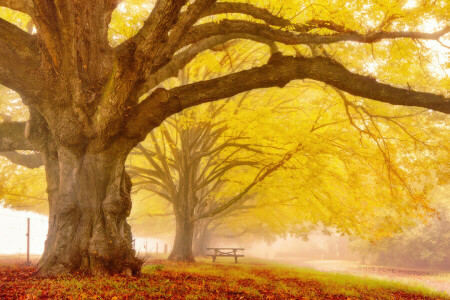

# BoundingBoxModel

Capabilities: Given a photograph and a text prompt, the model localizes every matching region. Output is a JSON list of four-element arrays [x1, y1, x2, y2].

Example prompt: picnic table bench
[[207, 248, 244, 263]]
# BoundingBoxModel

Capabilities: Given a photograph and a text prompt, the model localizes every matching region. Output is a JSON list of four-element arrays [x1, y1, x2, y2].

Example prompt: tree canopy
[[0, 0, 448, 276], [127, 37, 449, 261]]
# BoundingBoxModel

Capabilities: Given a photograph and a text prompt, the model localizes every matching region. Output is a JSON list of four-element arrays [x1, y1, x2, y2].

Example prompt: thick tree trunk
[[168, 210, 195, 262], [38, 143, 141, 276]]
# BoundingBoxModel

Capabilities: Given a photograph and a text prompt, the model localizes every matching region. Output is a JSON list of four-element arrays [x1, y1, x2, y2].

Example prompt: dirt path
[[275, 259, 450, 295]]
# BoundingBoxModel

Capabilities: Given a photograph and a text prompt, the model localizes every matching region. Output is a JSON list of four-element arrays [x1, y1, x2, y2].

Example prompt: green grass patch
[[142, 258, 448, 299]]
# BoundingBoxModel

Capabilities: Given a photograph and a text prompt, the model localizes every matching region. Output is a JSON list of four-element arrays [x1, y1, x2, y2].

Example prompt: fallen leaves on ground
[[0, 261, 446, 299]]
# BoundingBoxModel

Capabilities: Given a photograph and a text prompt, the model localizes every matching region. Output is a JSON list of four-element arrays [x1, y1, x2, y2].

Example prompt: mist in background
[[1, 205, 448, 272]]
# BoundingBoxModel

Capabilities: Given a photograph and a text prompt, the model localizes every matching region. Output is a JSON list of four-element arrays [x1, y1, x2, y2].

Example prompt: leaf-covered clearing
[[0, 260, 447, 299]]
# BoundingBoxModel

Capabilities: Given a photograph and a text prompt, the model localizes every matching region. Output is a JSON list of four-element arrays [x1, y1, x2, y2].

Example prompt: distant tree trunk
[[168, 206, 195, 262], [193, 220, 211, 257], [38, 142, 142, 276]]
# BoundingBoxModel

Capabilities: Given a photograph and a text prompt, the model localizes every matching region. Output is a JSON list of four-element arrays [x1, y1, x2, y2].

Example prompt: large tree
[[0, 0, 448, 276]]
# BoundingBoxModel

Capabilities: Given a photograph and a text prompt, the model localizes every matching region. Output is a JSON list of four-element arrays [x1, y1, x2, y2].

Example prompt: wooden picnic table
[[207, 247, 244, 263]]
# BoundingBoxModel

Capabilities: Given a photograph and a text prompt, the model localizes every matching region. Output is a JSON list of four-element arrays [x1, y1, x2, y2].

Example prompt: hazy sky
[[0, 206, 48, 254]]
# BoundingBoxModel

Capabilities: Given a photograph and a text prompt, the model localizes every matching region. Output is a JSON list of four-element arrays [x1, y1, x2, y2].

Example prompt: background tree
[[0, 0, 448, 276], [130, 105, 301, 261], [129, 46, 308, 261]]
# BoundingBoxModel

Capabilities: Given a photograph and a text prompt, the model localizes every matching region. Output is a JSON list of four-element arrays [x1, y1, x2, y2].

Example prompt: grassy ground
[[0, 257, 448, 299], [275, 258, 450, 294]]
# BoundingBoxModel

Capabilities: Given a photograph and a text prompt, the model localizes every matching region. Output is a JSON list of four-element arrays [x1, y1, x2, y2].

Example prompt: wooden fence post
[[26, 218, 30, 266]]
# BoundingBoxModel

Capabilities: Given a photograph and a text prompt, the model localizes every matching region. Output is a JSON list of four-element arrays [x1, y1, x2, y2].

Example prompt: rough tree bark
[[38, 144, 141, 275], [0, 0, 448, 276], [27, 109, 142, 276], [169, 206, 196, 262]]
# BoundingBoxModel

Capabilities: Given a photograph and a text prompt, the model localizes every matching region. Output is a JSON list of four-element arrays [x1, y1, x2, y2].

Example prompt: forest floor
[[0, 256, 449, 299]]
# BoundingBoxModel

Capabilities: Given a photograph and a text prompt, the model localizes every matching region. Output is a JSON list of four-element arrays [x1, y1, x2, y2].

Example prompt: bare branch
[[311, 120, 347, 132], [192, 142, 263, 160], [196, 160, 259, 191], [148, 132, 179, 198], [147, 212, 174, 218], [135, 142, 177, 197], [139, 185, 173, 202], [193, 143, 303, 221]]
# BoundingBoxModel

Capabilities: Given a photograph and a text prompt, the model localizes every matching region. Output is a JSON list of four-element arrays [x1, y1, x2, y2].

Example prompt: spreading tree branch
[[172, 55, 450, 112], [122, 0, 189, 75], [0, 18, 42, 96], [196, 2, 354, 33], [135, 141, 178, 200], [180, 20, 449, 48], [126, 54, 449, 139], [135, 33, 276, 97], [0, 151, 43, 168], [118, 0, 217, 88], [161, 0, 217, 57]]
